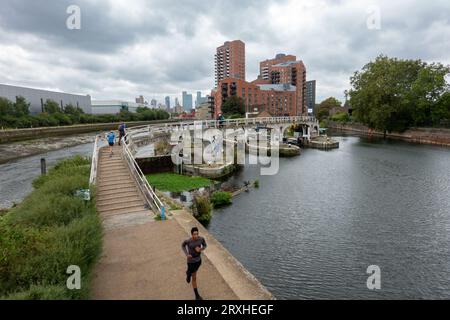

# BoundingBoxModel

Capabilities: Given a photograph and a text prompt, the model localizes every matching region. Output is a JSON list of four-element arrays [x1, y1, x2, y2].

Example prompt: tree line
[[316, 55, 450, 132], [0, 97, 170, 129]]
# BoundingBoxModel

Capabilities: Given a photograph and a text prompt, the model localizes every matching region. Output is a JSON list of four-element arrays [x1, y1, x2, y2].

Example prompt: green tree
[[349, 55, 450, 134], [221, 96, 245, 117], [43, 99, 61, 114], [13, 96, 30, 117], [317, 97, 342, 120]]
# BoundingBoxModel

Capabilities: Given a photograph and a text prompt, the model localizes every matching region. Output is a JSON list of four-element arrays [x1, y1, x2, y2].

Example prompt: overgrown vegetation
[[193, 196, 212, 225], [154, 140, 170, 155], [210, 191, 232, 208], [0, 96, 170, 129], [0, 156, 102, 299], [146, 173, 212, 193]]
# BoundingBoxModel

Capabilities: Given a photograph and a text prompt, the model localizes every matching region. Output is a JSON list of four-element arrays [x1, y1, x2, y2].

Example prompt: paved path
[[91, 217, 238, 300]]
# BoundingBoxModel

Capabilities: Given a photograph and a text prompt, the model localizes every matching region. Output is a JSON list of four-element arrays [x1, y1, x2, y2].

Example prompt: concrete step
[[99, 158, 122, 163], [97, 190, 141, 201], [98, 169, 129, 176], [97, 182, 136, 193], [97, 199, 144, 212], [98, 172, 131, 182], [97, 194, 142, 207], [99, 163, 127, 170], [99, 205, 148, 217]]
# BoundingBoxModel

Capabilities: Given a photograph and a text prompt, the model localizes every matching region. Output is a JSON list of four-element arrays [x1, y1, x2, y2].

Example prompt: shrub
[[210, 191, 232, 208], [193, 196, 212, 225], [331, 111, 350, 123]]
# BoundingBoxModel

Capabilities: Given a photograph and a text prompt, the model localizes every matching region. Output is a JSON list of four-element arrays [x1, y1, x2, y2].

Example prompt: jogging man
[[106, 131, 115, 156], [118, 122, 126, 146], [181, 227, 207, 300]]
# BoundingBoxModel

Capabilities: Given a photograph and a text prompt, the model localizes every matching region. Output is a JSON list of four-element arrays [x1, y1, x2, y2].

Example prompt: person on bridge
[[181, 227, 207, 300], [118, 122, 126, 146], [106, 131, 115, 156], [217, 113, 225, 127]]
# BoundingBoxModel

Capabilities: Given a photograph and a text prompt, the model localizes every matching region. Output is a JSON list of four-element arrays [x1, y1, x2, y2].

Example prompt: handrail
[[121, 135, 166, 218], [89, 135, 101, 186]]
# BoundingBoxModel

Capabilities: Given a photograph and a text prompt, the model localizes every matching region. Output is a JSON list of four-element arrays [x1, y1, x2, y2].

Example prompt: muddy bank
[[0, 133, 97, 164]]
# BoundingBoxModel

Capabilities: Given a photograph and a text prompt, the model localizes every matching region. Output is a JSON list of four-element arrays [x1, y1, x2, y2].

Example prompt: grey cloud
[[0, 0, 449, 104]]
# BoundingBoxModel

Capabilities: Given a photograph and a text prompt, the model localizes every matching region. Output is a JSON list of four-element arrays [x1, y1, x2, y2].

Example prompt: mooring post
[[40, 158, 47, 175]]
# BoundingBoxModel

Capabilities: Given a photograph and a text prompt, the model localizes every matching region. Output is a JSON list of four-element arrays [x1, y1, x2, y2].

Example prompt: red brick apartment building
[[212, 47, 307, 117], [215, 40, 246, 87]]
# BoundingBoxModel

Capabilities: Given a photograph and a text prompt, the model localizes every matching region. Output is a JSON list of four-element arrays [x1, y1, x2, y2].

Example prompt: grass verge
[[146, 173, 212, 193], [0, 155, 102, 300]]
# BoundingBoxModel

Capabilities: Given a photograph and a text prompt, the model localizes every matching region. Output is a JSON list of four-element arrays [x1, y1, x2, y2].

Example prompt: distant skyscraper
[[306, 80, 316, 114], [135, 95, 145, 104], [175, 97, 180, 107], [195, 91, 208, 107], [215, 40, 245, 87], [150, 99, 157, 108], [165, 96, 170, 110], [182, 91, 193, 111]]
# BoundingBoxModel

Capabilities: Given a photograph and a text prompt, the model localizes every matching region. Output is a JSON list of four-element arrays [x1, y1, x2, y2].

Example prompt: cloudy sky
[[0, 0, 449, 105]]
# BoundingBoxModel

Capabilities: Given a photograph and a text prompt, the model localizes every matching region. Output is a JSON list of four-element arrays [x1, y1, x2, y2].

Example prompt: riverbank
[[0, 119, 180, 144], [0, 132, 95, 164], [327, 121, 450, 147], [0, 156, 102, 299]]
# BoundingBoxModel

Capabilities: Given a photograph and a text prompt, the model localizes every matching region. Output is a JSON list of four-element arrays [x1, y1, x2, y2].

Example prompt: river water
[[207, 135, 450, 299], [1, 133, 449, 299], [0, 142, 94, 208]]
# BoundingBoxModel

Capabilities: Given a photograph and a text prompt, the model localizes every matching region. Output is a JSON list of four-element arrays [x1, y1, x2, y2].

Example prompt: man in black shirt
[[181, 227, 207, 300]]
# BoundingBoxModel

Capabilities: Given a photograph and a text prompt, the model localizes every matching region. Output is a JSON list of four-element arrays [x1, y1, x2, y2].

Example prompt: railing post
[[161, 206, 165, 221]]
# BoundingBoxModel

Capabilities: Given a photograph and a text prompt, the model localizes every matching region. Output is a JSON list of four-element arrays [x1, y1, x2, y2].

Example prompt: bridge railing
[[121, 134, 166, 219], [89, 135, 101, 186]]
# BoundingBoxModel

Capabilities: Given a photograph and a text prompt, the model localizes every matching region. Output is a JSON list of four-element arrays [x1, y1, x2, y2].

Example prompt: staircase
[[96, 145, 149, 218]]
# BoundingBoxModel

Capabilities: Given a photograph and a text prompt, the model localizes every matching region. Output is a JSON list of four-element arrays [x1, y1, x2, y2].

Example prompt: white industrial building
[[91, 100, 146, 114], [0, 83, 92, 114]]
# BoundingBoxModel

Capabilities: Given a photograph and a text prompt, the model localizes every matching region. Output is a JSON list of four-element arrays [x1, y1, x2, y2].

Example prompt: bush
[[210, 191, 232, 208], [331, 111, 350, 123], [193, 196, 212, 225], [0, 156, 102, 299]]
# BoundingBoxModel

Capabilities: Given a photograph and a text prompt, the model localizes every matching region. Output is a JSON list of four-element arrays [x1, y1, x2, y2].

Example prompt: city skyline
[[0, 0, 449, 104]]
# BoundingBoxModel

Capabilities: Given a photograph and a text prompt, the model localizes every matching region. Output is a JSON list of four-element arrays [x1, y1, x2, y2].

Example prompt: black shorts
[[187, 260, 202, 274], [108, 141, 114, 146]]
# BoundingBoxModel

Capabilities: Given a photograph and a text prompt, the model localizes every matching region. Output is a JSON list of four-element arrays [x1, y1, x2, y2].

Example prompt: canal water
[[207, 135, 450, 299], [0, 142, 94, 209]]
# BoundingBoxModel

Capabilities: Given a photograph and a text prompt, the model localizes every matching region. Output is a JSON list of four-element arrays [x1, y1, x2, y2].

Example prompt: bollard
[[161, 206, 165, 221], [40, 158, 47, 175]]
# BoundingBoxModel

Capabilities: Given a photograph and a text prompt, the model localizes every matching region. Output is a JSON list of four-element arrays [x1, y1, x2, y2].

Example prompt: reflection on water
[[207, 135, 450, 299]]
